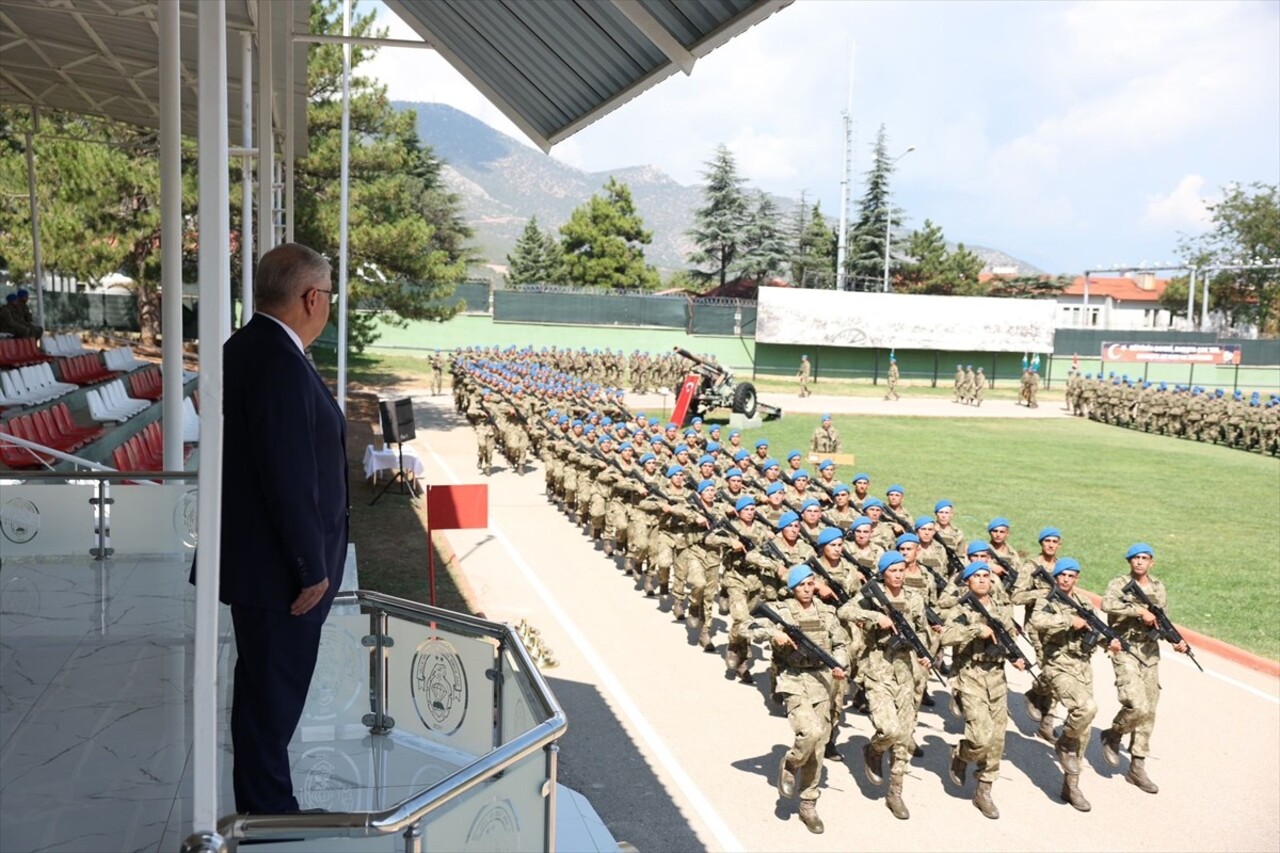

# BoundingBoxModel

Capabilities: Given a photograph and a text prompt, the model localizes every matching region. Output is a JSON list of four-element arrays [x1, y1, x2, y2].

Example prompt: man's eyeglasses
[[307, 287, 339, 306]]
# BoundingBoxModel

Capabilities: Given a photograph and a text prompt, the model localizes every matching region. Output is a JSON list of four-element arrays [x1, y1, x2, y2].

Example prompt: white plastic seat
[[182, 396, 200, 443]]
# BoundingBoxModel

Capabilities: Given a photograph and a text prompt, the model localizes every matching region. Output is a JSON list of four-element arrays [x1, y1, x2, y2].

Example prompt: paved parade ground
[[390, 387, 1279, 852]]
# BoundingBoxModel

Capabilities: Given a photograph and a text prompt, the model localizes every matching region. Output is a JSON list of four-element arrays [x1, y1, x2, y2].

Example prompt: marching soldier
[[798, 354, 812, 397]]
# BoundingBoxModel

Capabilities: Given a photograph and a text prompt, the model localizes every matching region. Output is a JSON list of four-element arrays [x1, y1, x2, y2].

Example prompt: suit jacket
[[219, 314, 349, 622]]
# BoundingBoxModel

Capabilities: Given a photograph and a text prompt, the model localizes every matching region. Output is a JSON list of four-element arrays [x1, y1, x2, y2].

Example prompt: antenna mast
[[835, 40, 854, 291]]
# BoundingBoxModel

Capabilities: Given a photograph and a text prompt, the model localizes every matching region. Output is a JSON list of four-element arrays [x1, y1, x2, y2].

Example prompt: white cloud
[[1141, 175, 1215, 231]]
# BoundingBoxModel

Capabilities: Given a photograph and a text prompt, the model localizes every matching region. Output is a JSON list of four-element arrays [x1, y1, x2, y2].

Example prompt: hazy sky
[[365, 0, 1280, 274]]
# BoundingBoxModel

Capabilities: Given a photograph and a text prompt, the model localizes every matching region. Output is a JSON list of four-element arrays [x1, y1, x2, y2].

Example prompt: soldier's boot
[[949, 691, 963, 718], [908, 737, 923, 758], [973, 780, 1000, 820], [736, 658, 753, 684], [886, 775, 910, 820], [1024, 689, 1047, 722], [659, 581, 670, 597], [1055, 736, 1081, 774], [823, 730, 841, 760], [1061, 772, 1091, 812], [849, 686, 869, 714], [797, 800, 824, 835], [1037, 713, 1057, 743], [1126, 757, 1159, 794], [687, 603, 702, 630], [623, 555, 635, 576], [1099, 727, 1122, 767], [592, 524, 603, 542], [948, 745, 967, 787], [718, 592, 730, 616], [724, 649, 742, 677], [602, 539, 614, 557], [862, 743, 885, 786], [698, 623, 714, 652], [776, 756, 797, 799], [920, 691, 936, 707], [672, 598, 685, 621], [643, 574, 656, 597]]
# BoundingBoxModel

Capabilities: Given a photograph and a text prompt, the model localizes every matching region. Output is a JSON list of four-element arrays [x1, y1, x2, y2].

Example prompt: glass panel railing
[[0, 481, 97, 557], [419, 745, 549, 852]]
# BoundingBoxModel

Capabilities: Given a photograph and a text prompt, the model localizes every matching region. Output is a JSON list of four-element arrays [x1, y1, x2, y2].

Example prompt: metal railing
[[186, 591, 567, 853]]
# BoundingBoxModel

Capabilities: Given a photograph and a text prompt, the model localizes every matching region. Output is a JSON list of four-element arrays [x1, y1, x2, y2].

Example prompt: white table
[[363, 444, 425, 484]]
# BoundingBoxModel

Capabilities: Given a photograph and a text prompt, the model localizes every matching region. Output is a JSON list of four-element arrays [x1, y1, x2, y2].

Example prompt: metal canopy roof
[[0, 0, 309, 155], [384, 0, 793, 151]]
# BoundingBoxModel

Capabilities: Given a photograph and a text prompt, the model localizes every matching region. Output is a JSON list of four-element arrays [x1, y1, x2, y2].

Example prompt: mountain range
[[396, 101, 1044, 279]]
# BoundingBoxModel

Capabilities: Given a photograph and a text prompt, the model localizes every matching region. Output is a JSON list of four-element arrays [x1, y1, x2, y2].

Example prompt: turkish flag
[[672, 373, 703, 426]]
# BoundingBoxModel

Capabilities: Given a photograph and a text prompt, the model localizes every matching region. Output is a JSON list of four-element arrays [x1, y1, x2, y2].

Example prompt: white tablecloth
[[363, 444, 425, 480]]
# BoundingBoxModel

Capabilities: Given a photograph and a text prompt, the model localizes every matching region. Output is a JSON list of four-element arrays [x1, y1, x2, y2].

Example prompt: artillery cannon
[[672, 347, 782, 423]]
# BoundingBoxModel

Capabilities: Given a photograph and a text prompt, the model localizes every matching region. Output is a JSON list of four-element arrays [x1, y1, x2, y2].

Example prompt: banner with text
[[755, 288, 1057, 353], [1101, 342, 1242, 365]]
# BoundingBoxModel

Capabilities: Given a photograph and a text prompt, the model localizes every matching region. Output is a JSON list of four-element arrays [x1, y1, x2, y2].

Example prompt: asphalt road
[[398, 389, 1280, 853]]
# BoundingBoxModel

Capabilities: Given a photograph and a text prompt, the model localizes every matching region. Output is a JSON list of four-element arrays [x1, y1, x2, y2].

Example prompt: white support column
[[336, 0, 352, 416], [1082, 273, 1090, 327], [23, 108, 46, 329], [285, 19, 295, 243], [240, 32, 255, 326], [160, 0, 183, 473], [257, 1, 275, 257], [194, 0, 229, 838], [1186, 267, 1197, 330], [1200, 271, 1210, 330]]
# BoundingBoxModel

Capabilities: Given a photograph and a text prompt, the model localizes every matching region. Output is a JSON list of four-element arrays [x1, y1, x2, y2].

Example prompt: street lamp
[[883, 145, 916, 292]]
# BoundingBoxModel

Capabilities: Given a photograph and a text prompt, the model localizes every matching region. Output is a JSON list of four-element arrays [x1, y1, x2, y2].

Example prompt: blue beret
[[787, 450, 802, 461], [1038, 527, 1061, 542], [755, 439, 769, 449], [878, 551, 906, 573], [706, 441, 721, 452], [816, 527, 843, 547], [729, 430, 741, 438], [733, 449, 749, 460], [675, 444, 689, 455], [4, 294, 16, 302], [886, 484, 904, 495], [1125, 543, 1154, 560], [852, 515, 873, 530], [709, 424, 722, 433], [776, 511, 800, 530], [765, 482, 786, 496], [895, 533, 920, 548], [15, 288, 28, 298], [650, 435, 664, 444], [1053, 557, 1081, 576], [698, 454, 715, 466], [832, 483, 850, 496], [684, 428, 697, 436], [961, 561, 990, 580], [915, 516, 936, 530], [735, 495, 756, 512], [853, 472, 870, 483], [666, 422, 678, 430], [725, 468, 744, 480], [788, 565, 814, 589], [697, 479, 717, 493], [636, 412, 646, 419], [666, 465, 685, 478], [618, 441, 633, 452], [585, 426, 597, 435], [800, 498, 820, 512], [862, 497, 884, 510], [692, 416, 703, 424], [818, 459, 835, 471], [822, 413, 831, 421], [763, 458, 780, 471], [601, 416, 613, 426], [558, 415, 569, 424], [791, 470, 811, 482], [571, 419, 583, 427], [934, 499, 953, 512], [639, 453, 656, 464], [987, 517, 1010, 532], [966, 541, 991, 556]]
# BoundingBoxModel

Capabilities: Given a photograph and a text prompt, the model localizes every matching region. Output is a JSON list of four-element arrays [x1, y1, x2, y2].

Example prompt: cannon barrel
[[673, 346, 729, 377]]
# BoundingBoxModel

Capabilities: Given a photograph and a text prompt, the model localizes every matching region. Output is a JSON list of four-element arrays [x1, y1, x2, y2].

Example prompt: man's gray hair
[[254, 243, 332, 310]]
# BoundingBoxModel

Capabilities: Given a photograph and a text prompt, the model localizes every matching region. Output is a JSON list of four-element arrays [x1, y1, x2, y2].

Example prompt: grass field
[[733, 411, 1280, 660], [319, 350, 1280, 660]]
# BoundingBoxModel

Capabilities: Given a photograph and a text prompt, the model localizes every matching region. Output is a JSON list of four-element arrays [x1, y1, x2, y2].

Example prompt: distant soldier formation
[[448, 344, 1199, 835], [1064, 369, 1279, 455]]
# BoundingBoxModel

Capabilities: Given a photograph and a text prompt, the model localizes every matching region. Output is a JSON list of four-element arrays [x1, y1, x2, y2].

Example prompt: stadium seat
[[0, 338, 54, 368], [128, 368, 163, 401], [0, 422, 54, 468], [104, 347, 147, 372]]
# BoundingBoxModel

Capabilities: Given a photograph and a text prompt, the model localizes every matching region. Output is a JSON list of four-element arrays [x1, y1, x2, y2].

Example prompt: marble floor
[[0, 556, 616, 853]]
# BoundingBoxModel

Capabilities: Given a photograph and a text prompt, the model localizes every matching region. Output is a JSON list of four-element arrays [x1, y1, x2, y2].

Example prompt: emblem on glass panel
[[174, 488, 198, 548], [1, 497, 40, 544], [304, 623, 363, 722], [410, 637, 468, 735], [298, 746, 361, 813], [464, 798, 521, 852]]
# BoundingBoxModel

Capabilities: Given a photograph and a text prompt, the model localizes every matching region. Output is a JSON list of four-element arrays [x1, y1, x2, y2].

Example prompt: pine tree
[[558, 177, 659, 289], [506, 216, 558, 285], [898, 219, 986, 294], [686, 144, 750, 287], [792, 201, 838, 288], [847, 124, 906, 289], [735, 191, 789, 283]]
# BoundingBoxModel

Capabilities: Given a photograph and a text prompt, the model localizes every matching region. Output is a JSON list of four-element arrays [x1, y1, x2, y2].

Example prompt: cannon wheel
[[731, 382, 758, 419]]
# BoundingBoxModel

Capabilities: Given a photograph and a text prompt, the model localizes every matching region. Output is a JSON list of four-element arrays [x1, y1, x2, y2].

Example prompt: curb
[[430, 530, 487, 619], [1081, 590, 1279, 678]]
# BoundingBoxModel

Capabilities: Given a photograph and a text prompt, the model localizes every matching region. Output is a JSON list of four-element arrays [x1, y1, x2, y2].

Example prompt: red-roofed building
[[1057, 273, 1174, 329]]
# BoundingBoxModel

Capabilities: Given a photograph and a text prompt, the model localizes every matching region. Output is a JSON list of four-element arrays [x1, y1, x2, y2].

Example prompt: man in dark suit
[[220, 242, 348, 813]]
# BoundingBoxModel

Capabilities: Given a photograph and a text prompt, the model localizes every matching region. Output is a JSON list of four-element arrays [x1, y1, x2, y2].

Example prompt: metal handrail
[[0, 431, 115, 471], [204, 590, 568, 851], [2, 468, 194, 481]]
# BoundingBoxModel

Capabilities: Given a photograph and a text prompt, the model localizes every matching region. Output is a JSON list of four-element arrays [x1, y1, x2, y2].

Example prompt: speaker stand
[[370, 442, 416, 505]]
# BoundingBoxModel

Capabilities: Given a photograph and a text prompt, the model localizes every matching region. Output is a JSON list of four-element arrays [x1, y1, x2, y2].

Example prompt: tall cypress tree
[[506, 216, 559, 285], [686, 144, 750, 287], [735, 191, 789, 283], [847, 124, 907, 289]]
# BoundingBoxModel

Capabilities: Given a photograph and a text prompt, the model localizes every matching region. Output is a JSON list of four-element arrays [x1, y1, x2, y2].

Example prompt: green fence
[[1052, 328, 1280, 366], [494, 289, 689, 327], [752, 343, 1035, 387]]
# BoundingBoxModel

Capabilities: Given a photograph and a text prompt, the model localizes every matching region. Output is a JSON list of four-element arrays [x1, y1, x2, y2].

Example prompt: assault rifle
[[988, 550, 1020, 592], [805, 557, 851, 606], [1034, 568, 1129, 653], [860, 581, 949, 687], [1122, 579, 1204, 672], [936, 536, 968, 578], [958, 592, 1041, 678], [920, 561, 950, 597], [879, 504, 913, 535], [750, 602, 844, 672]]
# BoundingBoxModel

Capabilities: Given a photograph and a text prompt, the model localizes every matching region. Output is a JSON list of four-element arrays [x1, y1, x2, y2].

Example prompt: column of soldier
[[450, 348, 1198, 836], [1063, 369, 1279, 455]]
